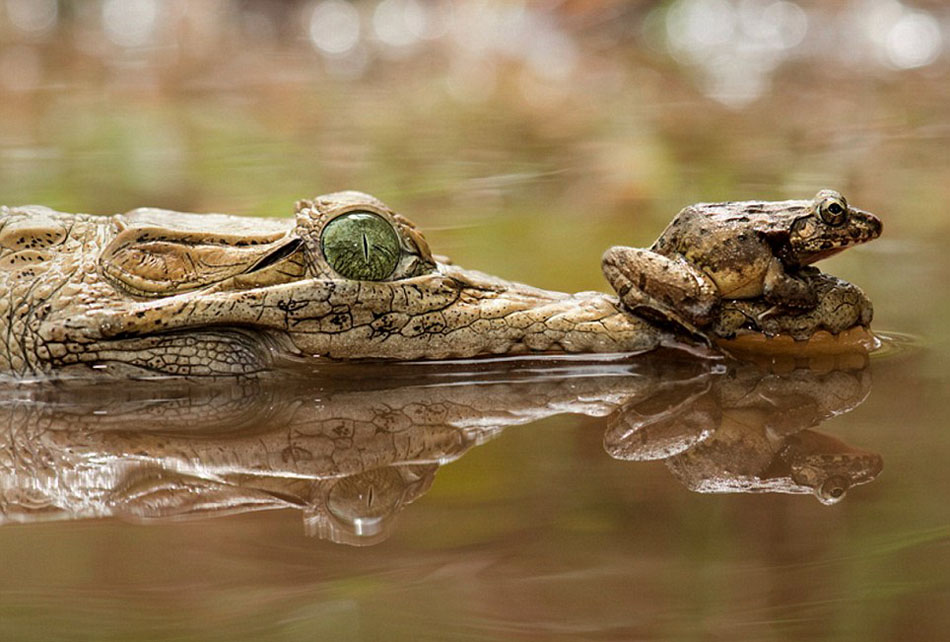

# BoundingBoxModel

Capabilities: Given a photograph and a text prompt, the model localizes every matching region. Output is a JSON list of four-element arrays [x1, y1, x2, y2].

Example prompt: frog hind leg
[[762, 257, 819, 309], [602, 246, 719, 339]]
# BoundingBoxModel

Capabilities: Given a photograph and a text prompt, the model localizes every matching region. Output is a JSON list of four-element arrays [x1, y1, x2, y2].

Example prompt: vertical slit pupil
[[321, 211, 400, 280]]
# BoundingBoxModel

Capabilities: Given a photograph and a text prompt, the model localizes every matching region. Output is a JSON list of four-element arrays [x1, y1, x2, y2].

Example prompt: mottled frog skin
[[602, 190, 882, 337]]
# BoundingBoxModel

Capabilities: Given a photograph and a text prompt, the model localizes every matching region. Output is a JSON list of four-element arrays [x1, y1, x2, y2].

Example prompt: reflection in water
[[604, 363, 882, 504], [0, 352, 881, 545]]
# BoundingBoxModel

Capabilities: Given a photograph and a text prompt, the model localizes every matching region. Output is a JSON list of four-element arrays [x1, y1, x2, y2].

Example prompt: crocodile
[[0, 191, 877, 378]]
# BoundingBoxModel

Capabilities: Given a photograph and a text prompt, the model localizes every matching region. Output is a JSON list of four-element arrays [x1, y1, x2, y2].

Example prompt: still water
[[1, 1, 949, 640], [1, 345, 942, 640]]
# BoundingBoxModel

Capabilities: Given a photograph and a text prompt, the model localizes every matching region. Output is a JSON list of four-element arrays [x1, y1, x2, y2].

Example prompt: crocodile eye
[[816, 475, 849, 505], [818, 195, 848, 226], [321, 211, 400, 280]]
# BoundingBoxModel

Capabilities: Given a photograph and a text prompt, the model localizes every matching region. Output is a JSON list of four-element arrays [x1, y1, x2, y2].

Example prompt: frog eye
[[817, 195, 848, 226], [321, 211, 401, 281]]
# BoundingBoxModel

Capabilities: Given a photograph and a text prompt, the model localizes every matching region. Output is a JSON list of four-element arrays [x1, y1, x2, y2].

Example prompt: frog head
[[783, 190, 883, 266]]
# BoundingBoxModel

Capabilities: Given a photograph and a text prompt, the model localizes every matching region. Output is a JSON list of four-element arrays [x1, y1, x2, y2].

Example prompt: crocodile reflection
[[0, 354, 882, 545]]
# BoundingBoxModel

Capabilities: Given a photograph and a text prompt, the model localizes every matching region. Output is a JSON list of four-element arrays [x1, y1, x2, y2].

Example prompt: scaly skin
[[0, 192, 875, 378], [0, 193, 665, 377]]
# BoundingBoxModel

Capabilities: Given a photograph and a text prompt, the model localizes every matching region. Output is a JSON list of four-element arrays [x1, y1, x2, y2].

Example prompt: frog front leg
[[762, 257, 819, 309], [602, 246, 719, 337]]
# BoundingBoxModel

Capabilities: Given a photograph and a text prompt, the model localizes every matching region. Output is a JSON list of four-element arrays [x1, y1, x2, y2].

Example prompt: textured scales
[[0, 194, 665, 378]]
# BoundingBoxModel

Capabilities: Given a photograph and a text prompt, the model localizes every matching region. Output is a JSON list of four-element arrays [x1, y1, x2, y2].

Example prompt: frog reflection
[[0, 354, 882, 545], [604, 364, 882, 504]]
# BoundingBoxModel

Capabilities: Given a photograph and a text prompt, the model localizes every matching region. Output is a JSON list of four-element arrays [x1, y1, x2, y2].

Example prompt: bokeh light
[[5, 0, 57, 35], [885, 10, 943, 69], [101, 0, 159, 48], [372, 0, 427, 48], [308, 0, 361, 56]]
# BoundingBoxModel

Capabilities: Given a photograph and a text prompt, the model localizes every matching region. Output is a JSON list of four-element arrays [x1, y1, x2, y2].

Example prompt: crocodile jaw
[[41, 263, 664, 375]]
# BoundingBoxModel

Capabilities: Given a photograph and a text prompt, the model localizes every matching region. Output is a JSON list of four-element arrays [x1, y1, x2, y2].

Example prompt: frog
[[601, 189, 883, 338]]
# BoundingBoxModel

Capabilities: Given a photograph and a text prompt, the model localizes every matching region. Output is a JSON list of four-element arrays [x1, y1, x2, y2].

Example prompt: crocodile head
[[14, 192, 663, 376]]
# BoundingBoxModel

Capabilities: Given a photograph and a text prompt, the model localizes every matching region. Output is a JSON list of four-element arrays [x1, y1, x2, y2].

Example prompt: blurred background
[[1, 1, 949, 640]]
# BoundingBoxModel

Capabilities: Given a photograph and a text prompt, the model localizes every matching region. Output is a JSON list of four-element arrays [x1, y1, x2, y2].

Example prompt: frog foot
[[763, 257, 820, 310], [602, 246, 719, 344], [712, 271, 874, 341]]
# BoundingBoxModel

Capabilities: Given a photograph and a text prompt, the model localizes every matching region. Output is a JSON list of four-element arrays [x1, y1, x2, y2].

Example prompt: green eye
[[321, 211, 400, 281]]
